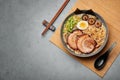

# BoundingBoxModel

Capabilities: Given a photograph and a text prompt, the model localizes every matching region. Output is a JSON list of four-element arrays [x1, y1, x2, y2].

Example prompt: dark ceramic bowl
[[60, 9, 109, 57]]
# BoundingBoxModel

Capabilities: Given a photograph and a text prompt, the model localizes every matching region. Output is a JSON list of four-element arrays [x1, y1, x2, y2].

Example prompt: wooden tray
[[50, 0, 120, 77]]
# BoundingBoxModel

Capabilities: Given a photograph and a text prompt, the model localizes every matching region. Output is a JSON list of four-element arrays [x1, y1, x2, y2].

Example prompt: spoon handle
[[105, 42, 117, 55]]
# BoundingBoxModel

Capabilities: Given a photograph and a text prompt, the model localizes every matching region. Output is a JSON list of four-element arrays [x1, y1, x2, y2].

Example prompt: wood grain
[[50, 0, 120, 77]]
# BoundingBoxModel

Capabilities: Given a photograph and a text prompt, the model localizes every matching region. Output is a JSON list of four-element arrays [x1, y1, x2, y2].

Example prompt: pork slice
[[67, 30, 83, 50], [77, 35, 96, 53]]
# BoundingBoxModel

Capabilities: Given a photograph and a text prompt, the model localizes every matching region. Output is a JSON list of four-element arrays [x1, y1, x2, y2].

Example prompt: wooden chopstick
[[41, 0, 70, 35]]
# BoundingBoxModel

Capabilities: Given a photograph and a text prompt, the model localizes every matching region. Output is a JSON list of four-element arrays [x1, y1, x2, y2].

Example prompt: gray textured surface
[[0, 0, 120, 80]]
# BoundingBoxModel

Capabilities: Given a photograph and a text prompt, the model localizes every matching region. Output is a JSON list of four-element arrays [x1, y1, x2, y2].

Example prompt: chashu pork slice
[[67, 30, 83, 50], [77, 34, 96, 53]]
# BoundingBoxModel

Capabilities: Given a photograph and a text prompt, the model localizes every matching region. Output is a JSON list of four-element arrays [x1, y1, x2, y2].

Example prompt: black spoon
[[94, 42, 117, 70]]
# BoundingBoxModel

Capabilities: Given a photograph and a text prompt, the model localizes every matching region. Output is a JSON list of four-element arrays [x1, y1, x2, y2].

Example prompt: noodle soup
[[62, 13, 106, 54]]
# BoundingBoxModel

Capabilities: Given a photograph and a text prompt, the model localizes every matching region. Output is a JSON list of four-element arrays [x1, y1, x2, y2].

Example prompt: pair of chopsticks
[[41, 0, 70, 36]]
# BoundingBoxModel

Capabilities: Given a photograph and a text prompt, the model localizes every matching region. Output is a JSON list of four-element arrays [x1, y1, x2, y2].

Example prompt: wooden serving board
[[50, 0, 120, 77]]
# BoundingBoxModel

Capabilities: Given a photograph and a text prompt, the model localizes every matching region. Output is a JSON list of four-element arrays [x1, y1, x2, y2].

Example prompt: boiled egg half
[[77, 21, 88, 30]]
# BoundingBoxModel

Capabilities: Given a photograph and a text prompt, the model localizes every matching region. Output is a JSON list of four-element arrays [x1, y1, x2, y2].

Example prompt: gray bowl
[[60, 9, 109, 57]]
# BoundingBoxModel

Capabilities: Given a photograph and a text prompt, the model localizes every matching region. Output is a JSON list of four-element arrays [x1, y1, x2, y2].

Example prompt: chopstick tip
[[41, 31, 45, 36]]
